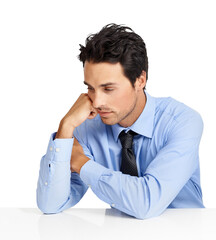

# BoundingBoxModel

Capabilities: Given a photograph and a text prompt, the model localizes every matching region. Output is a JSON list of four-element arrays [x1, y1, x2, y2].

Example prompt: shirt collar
[[111, 91, 155, 142]]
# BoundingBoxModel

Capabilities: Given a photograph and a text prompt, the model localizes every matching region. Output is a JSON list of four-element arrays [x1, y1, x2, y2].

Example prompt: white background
[[0, 0, 215, 209]]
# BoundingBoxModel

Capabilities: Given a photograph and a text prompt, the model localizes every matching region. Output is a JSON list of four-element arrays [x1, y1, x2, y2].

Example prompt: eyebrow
[[83, 81, 118, 88]]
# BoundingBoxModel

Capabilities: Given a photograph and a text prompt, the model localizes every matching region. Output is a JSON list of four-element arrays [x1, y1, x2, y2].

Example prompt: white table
[[0, 208, 216, 240]]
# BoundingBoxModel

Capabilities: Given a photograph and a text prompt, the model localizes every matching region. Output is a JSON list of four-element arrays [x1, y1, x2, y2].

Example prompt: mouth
[[97, 111, 113, 117]]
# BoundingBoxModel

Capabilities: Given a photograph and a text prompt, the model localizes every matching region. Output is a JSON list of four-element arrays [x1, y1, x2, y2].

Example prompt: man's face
[[84, 61, 145, 127]]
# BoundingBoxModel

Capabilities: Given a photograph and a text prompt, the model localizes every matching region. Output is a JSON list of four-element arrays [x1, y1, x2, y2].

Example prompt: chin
[[100, 117, 118, 125]]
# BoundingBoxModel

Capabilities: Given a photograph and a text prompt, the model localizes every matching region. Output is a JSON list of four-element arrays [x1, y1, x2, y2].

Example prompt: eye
[[104, 88, 114, 92], [87, 87, 94, 91]]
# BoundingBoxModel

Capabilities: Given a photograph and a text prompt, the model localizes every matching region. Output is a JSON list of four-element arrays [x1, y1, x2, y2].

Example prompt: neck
[[119, 91, 146, 128]]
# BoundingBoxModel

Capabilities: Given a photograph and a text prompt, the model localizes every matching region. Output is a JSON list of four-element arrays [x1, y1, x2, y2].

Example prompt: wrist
[[74, 158, 90, 174], [55, 119, 75, 139]]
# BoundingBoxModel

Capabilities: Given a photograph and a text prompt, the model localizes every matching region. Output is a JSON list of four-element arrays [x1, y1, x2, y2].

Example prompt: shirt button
[[111, 203, 115, 207], [55, 148, 60, 152], [45, 182, 48, 186], [49, 147, 53, 151]]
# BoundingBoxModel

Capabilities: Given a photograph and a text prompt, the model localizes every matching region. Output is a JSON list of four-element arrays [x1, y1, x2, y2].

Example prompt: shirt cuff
[[80, 160, 110, 187], [46, 132, 74, 162]]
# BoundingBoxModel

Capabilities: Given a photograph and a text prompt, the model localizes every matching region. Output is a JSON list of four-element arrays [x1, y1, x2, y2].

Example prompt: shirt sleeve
[[79, 111, 204, 219], [36, 132, 88, 214]]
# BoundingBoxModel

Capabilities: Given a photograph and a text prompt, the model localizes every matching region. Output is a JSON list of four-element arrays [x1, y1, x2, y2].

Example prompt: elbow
[[132, 205, 165, 220], [37, 201, 62, 215], [39, 210, 60, 215], [133, 209, 162, 220], [36, 190, 72, 214], [36, 193, 62, 215], [131, 209, 155, 220], [134, 211, 149, 220], [130, 195, 166, 219]]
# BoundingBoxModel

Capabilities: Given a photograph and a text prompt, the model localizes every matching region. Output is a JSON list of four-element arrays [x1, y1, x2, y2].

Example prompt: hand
[[63, 93, 98, 128], [55, 93, 98, 139], [70, 138, 90, 174]]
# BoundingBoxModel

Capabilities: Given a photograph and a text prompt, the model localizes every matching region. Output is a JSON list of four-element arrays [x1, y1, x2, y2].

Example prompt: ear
[[135, 71, 146, 90]]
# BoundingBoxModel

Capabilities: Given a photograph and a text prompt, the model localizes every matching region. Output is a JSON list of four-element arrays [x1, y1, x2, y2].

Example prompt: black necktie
[[119, 130, 138, 177]]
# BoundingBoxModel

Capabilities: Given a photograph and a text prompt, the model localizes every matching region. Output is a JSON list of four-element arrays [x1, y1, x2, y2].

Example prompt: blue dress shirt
[[36, 92, 204, 219]]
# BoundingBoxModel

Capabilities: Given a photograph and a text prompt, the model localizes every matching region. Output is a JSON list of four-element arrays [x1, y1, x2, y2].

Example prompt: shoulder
[[150, 94, 203, 141], [154, 95, 203, 123], [154, 95, 203, 140]]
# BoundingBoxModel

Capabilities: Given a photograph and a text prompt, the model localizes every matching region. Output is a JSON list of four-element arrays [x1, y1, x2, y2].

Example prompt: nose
[[90, 91, 105, 109]]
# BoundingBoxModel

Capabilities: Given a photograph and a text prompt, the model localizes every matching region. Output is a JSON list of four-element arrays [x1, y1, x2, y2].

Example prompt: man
[[36, 23, 204, 219]]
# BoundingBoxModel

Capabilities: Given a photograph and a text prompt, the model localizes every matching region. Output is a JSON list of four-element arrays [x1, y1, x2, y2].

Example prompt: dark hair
[[78, 23, 148, 89]]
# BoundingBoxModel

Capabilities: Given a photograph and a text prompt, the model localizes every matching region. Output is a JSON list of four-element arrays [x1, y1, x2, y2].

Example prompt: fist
[[55, 94, 98, 139], [63, 93, 98, 129], [70, 138, 90, 174]]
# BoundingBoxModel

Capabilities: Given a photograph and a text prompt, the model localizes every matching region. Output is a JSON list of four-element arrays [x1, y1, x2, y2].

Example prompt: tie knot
[[119, 130, 136, 149]]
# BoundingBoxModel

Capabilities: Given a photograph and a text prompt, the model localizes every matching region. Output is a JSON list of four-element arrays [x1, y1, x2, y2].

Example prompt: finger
[[88, 110, 98, 119], [70, 166, 76, 172]]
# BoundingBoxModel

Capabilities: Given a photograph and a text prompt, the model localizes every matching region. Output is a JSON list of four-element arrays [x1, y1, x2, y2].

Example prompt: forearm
[[37, 159, 70, 213], [79, 160, 163, 219], [36, 133, 88, 214], [79, 157, 197, 220], [37, 93, 97, 213]]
